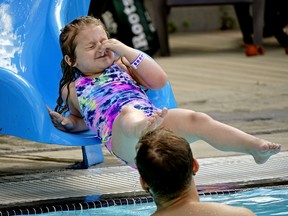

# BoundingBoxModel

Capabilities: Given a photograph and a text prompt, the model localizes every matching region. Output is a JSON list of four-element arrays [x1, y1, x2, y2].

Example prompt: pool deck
[[0, 30, 288, 212]]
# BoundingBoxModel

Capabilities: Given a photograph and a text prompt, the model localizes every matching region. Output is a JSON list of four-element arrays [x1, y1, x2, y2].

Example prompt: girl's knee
[[117, 106, 145, 127], [120, 106, 134, 115], [189, 111, 212, 123], [118, 106, 139, 121]]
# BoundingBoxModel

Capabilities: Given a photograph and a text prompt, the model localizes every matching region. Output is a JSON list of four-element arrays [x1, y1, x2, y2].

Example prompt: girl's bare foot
[[252, 141, 281, 164]]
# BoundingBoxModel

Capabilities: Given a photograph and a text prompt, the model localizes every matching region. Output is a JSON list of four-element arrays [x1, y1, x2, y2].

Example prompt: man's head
[[135, 128, 199, 201]]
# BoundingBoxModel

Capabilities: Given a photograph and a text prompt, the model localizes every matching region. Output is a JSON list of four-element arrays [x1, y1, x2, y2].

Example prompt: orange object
[[245, 44, 265, 56]]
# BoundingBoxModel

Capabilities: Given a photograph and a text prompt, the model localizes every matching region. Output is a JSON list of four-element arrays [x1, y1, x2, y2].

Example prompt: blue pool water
[[37, 187, 287, 216]]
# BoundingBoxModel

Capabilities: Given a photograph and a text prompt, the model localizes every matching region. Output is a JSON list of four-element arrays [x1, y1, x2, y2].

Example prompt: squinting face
[[72, 24, 114, 76]]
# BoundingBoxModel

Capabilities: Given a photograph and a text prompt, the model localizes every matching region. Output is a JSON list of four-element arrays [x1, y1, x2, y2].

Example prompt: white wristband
[[130, 53, 144, 69]]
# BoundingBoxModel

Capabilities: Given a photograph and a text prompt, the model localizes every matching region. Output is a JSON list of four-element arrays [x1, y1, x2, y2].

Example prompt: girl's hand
[[47, 106, 76, 132], [99, 38, 168, 90], [99, 39, 134, 57]]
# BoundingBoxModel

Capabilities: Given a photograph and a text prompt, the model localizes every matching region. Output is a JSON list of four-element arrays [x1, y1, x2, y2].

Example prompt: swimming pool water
[[37, 187, 288, 216]]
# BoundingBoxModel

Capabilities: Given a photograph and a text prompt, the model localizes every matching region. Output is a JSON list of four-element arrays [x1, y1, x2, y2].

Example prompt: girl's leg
[[111, 106, 168, 165], [162, 108, 281, 164]]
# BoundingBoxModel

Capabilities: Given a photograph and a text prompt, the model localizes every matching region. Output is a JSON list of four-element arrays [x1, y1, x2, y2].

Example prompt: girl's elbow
[[150, 75, 168, 89], [144, 71, 168, 89], [159, 79, 168, 88], [160, 74, 168, 87]]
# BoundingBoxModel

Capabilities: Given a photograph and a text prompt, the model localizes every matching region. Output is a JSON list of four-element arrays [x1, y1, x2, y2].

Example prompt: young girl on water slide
[[48, 16, 281, 165]]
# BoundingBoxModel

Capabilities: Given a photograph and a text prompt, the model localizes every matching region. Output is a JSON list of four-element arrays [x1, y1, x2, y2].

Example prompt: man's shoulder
[[197, 202, 255, 216], [152, 202, 255, 216]]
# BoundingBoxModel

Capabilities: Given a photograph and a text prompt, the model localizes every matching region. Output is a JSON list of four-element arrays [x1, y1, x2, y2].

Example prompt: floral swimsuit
[[75, 62, 159, 151]]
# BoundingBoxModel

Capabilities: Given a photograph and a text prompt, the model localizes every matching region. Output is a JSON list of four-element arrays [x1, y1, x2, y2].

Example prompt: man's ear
[[192, 158, 199, 175], [64, 55, 77, 67], [139, 176, 149, 192]]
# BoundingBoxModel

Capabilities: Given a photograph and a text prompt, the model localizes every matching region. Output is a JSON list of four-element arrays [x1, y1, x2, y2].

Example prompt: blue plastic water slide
[[0, 0, 177, 167]]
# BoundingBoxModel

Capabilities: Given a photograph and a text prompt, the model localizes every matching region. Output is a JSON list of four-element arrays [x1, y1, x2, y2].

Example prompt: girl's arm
[[48, 82, 88, 133], [101, 39, 168, 89], [48, 108, 88, 133]]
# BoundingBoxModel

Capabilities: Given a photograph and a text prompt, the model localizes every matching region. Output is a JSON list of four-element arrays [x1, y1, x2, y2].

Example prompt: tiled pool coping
[[0, 152, 287, 215]]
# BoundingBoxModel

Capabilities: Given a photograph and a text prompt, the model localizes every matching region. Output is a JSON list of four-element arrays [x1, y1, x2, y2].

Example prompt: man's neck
[[155, 180, 199, 212]]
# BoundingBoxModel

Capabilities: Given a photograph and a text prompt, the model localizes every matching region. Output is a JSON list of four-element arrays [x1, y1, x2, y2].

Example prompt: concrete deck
[[0, 30, 287, 213]]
